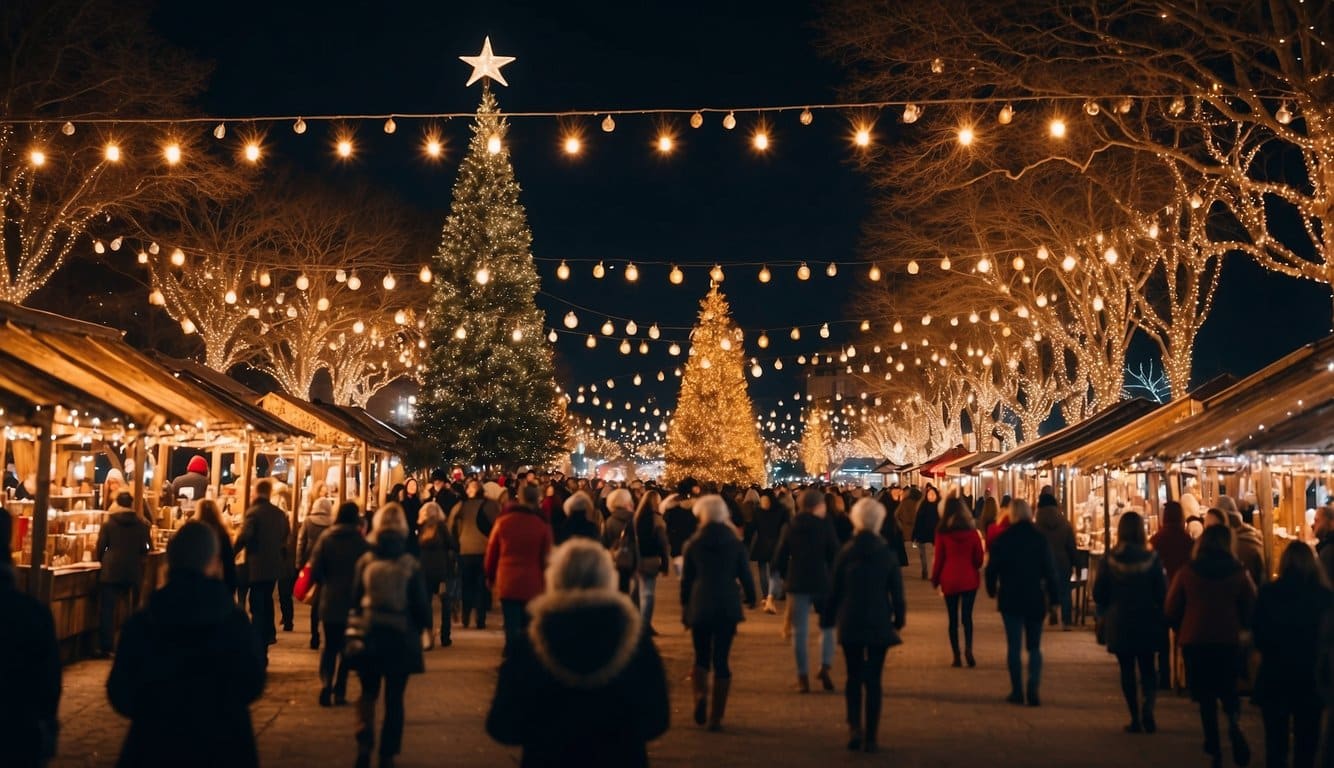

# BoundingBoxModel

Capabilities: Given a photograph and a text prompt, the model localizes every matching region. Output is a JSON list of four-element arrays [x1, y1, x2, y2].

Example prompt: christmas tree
[[665, 286, 767, 485], [413, 86, 567, 469]]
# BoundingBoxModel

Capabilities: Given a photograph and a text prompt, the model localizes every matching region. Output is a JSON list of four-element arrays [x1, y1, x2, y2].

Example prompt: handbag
[[342, 610, 369, 668], [293, 564, 316, 603]]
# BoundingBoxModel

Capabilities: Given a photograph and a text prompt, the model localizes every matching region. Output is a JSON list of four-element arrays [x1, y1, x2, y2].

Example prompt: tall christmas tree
[[665, 286, 767, 485], [413, 82, 566, 469]]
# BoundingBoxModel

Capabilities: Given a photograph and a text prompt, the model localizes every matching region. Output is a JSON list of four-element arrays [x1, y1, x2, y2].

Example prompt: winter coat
[[1233, 523, 1266, 587], [0, 564, 60, 768], [1252, 576, 1334, 705], [880, 505, 910, 567], [167, 471, 208, 505], [309, 524, 370, 624], [822, 531, 905, 647], [985, 517, 1011, 552], [601, 506, 635, 552], [417, 518, 458, 588], [681, 522, 757, 630], [748, 501, 787, 562], [635, 514, 671, 577], [931, 528, 984, 596], [401, 495, 423, 545], [451, 497, 498, 556], [895, 494, 920, 546], [1035, 504, 1077, 579], [1092, 545, 1167, 655], [96, 509, 152, 585], [1149, 525, 1194, 584], [487, 588, 668, 768], [773, 513, 838, 596], [485, 504, 552, 603], [1164, 550, 1257, 647], [351, 532, 432, 676], [233, 499, 290, 583], [295, 503, 332, 568], [661, 495, 697, 557], [911, 501, 940, 544], [107, 572, 265, 768], [557, 512, 601, 545], [984, 520, 1060, 619], [1317, 533, 1334, 584], [831, 513, 854, 545]]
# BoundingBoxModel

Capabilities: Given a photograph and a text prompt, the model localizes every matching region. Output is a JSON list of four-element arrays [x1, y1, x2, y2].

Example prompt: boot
[[846, 725, 863, 751], [1228, 722, 1251, 766], [965, 649, 976, 668], [707, 676, 731, 731], [793, 674, 810, 694], [692, 667, 709, 725], [1124, 695, 1142, 733], [818, 665, 836, 692], [354, 753, 371, 768], [1142, 692, 1156, 734], [951, 650, 962, 668], [763, 596, 778, 615]]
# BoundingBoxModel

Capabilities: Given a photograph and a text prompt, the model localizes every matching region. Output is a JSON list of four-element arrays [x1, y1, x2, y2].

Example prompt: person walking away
[[309, 501, 370, 707], [634, 491, 671, 635], [1165, 524, 1257, 768], [750, 490, 786, 614], [932, 498, 984, 668], [774, 488, 840, 693], [986, 495, 1013, 551], [417, 501, 459, 649], [485, 484, 553, 658], [487, 539, 668, 766], [911, 486, 941, 580], [1093, 512, 1167, 734], [297, 496, 333, 649], [662, 479, 699, 577], [1253, 543, 1332, 768], [193, 499, 237, 590], [558, 490, 601, 544], [400, 478, 423, 551], [823, 498, 905, 753], [1218, 495, 1266, 587], [895, 487, 922, 562], [1035, 493, 1077, 629], [108, 522, 265, 768], [879, 487, 910, 568], [978, 496, 1000, 551], [450, 479, 497, 630], [1314, 504, 1334, 583], [233, 479, 291, 651], [681, 495, 756, 731], [1151, 500, 1194, 688], [0, 509, 60, 768], [985, 499, 1059, 706], [602, 488, 638, 595], [349, 503, 431, 768], [94, 491, 151, 657], [827, 492, 853, 545]]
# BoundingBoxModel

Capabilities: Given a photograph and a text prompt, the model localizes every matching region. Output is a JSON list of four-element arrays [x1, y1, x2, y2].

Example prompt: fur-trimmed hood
[[526, 588, 642, 689], [1107, 545, 1159, 576]]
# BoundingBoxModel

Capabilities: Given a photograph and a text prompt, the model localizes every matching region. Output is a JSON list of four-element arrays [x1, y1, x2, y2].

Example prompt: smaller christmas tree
[[665, 286, 767, 485]]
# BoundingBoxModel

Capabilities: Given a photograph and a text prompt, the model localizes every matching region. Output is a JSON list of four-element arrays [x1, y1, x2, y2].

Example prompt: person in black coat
[[878, 487, 910, 567], [108, 522, 266, 768], [1092, 512, 1167, 734], [911, 485, 941, 580], [0, 509, 61, 768], [681, 495, 757, 731], [233, 479, 292, 646], [1035, 493, 1078, 628], [557, 491, 602, 545], [822, 498, 905, 754], [487, 538, 669, 767], [773, 488, 839, 693], [1253, 542, 1334, 768], [985, 499, 1059, 706], [416, 501, 458, 649], [662, 479, 699, 576], [748, 490, 787, 614], [94, 492, 152, 656], [309, 501, 371, 706]]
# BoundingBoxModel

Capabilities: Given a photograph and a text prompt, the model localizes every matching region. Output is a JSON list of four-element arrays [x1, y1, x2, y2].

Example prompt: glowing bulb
[[958, 126, 975, 146], [759, 265, 771, 283], [563, 312, 578, 329], [137, 251, 148, 264], [1036, 295, 1049, 308], [625, 262, 639, 282], [989, 308, 1001, 322], [1104, 247, 1119, 265], [318, 297, 332, 312], [892, 320, 903, 334], [826, 262, 838, 277], [224, 289, 237, 305], [1037, 245, 1050, 261], [548, 330, 558, 342], [1049, 119, 1067, 138], [819, 323, 830, 338], [902, 104, 921, 123], [425, 138, 443, 158], [710, 264, 724, 282], [295, 274, 310, 291], [601, 115, 616, 132], [383, 117, 397, 134], [700, 358, 712, 370], [790, 327, 801, 341], [752, 131, 769, 151], [940, 256, 951, 270], [921, 315, 932, 326], [668, 342, 681, 356], [656, 134, 674, 153], [419, 265, 432, 283], [293, 117, 307, 134], [170, 248, 186, 267], [487, 134, 502, 154], [556, 261, 570, 280], [854, 127, 871, 147], [1093, 296, 1105, 311], [452, 325, 465, 339], [752, 364, 762, 377], [382, 273, 396, 290], [1084, 100, 1101, 116], [180, 319, 196, 335], [669, 265, 684, 285], [28, 149, 46, 167], [1276, 103, 1293, 125], [1012, 256, 1025, 270], [720, 337, 733, 351], [104, 144, 121, 162], [346, 274, 361, 290], [586, 334, 597, 348], [244, 142, 261, 162], [998, 104, 1013, 124], [968, 312, 979, 323], [625, 320, 638, 335], [563, 135, 581, 155], [512, 328, 524, 342], [475, 266, 490, 285], [648, 323, 660, 339], [1062, 255, 1077, 272], [722, 112, 737, 130], [976, 256, 991, 273], [336, 139, 353, 158], [148, 289, 165, 306], [601, 319, 614, 336], [907, 260, 919, 275], [799, 108, 814, 125], [213, 123, 226, 139], [797, 262, 811, 281], [259, 271, 272, 287], [1148, 223, 1160, 239], [690, 111, 704, 129], [758, 332, 769, 349], [1189, 193, 1203, 209], [868, 264, 881, 281], [93, 240, 105, 254], [61, 121, 75, 136]]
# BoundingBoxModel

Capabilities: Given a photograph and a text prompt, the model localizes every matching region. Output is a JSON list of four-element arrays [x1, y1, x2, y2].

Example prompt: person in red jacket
[[932, 497, 985, 668], [485, 483, 554, 659], [1149, 500, 1194, 689], [985, 495, 1013, 552]]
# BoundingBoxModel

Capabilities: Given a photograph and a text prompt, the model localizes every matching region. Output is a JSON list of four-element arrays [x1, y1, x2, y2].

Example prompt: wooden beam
[[28, 408, 54, 597], [359, 444, 370, 509], [210, 448, 223, 504], [338, 453, 348, 505], [240, 433, 255, 521], [131, 436, 145, 521]]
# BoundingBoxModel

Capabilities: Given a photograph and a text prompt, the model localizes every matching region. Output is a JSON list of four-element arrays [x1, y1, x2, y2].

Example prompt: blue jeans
[[769, 563, 785, 600], [791, 592, 835, 676], [1002, 613, 1044, 696], [638, 572, 658, 630]]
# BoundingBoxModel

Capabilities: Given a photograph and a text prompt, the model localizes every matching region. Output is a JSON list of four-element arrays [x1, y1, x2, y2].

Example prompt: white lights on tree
[[452, 325, 465, 339], [295, 274, 310, 291], [486, 134, 502, 154], [382, 273, 396, 290], [976, 256, 991, 273], [907, 260, 919, 275], [347, 273, 362, 290], [170, 248, 186, 267], [224, 289, 237, 305], [1062, 254, 1077, 272]]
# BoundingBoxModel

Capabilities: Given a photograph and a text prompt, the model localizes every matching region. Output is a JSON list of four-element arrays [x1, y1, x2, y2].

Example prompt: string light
[[601, 319, 614, 336], [61, 121, 75, 136], [907, 260, 919, 275], [453, 325, 465, 340], [902, 104, 921, 123], [648, 323, 661, 339], [213, 123, 226, 139], [163, 143, 182, 165], [486, 133, 502, 154], [548, 330, 558, 342], [958, 126, 975, 146], [723, 112, 737, 130], [224, 290, 237, 304], [170, 248, 186, 267], [181, 319, 196, 334], [601, 115, 615, 132], [336, 139, 354, 158], [244, 142, 261, 162], [800, 108, 814, 125], [556, 260, 571, 280], [475, 266, 490, 285], [259, 271, 272, 287], [563, 135, 581, 155], [797, 262, 811, 281], [669, 265, 684, 285], [419, 265, 432, 282], [758, 331, 770, 348], [825, 262, 838, 277], [868, 264, 881, 281], [1049, 118, 1067, 138], [293, 117, 307, 134], [759, 265, 771, 283], [752, 130, 770, 151], [383, 117, 397, 134], [104, 143, 121, 162], [29, 149, 45, 167], [625, 262, 639, 282], [854, 126, 872, 147], [998, 104, 1014, 124], [424, 135, 444, 158], [690, 111, 704, 129], [586, 334, 597, 348], [790, 327, 801, 340], [593, 261, 606, 279], [382, 273, 396, 290], [1103, 247, 1119, 265], [1062, 254, 1077, 271], [710, 264, 724, 282], [656, 133, 674, 153], [295, 273, 310, 291], [346, 273, 362, 290]]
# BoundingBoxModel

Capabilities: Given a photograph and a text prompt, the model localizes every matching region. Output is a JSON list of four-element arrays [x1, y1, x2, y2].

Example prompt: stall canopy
[[256, 392, 405, 454], [309, 400, 407, 455], [976, 398, 1160, 472], [914, 444, 970, 478], [873, 458, 911, 473], [940, 451, 1001, 476], [149, 354, 312, 443]]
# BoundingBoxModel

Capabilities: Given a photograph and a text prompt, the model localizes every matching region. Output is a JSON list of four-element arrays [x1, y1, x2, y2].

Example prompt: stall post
[[210, 448, 223, 501], [291, 444, 303, 527], [378, 455, 390, 509], [338, 453, 348, 505], [152, 441, 170, 499], [359, 445, 370, 508], [1256, 458, 1274, 580], [240, 433, 255, 514], [131, 436, 146, 516], [28, 408, 55, 598], [1102, 468, 1112, 552]]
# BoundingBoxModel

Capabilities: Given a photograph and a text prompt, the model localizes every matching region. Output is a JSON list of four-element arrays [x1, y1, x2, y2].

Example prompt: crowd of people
[[6, 469, 1334, 767]]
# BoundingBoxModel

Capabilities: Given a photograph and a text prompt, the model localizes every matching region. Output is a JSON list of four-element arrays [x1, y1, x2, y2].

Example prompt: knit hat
[[168, 521, 220, 576], [1037, 493, 1059, 510], [482, 481, 504, 501], [187, 455, 209, 475], [104, 468, 125, 486]]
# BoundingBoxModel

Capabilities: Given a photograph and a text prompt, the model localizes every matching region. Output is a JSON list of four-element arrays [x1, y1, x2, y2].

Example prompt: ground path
[[53, 568, 1249, 767]]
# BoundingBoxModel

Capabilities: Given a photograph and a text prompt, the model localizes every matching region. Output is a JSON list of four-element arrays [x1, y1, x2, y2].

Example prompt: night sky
[[88, 1, 1334, 432]]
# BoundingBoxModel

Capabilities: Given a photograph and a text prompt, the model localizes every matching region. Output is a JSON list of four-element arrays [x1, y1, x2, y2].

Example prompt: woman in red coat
[[932, 497, 984, 667], [485, 484, 553, 658]]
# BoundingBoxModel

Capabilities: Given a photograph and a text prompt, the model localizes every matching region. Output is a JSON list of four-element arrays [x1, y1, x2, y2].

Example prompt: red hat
[[187, 455, 209, 475]]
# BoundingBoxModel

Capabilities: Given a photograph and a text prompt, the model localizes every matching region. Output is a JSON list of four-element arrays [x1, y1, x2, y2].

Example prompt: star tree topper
[[460, 37, 515, 87]]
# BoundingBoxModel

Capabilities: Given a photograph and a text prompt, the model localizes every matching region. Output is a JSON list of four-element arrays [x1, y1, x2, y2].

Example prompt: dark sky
[[145, 0, 1331, 435]]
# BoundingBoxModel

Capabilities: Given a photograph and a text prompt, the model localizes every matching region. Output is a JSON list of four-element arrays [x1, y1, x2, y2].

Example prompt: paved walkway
[[52, 569, 1254, 767]]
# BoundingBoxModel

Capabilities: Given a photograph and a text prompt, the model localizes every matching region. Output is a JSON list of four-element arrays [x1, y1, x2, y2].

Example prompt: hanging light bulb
[[638, 341, 649, 354], [224, 289, 238, 305], [1092, 296, 1105, 311], [656, 134, 674, 153], [170, 248, 186, 267], [625, 320, 638, 335], [799, 107, 814, 125], [382, 273, 396, 290], [758, 265, 771, 283], [1012, 255, 1025, 270], [968, 312, 979, 323], [336, 139, 353, 158], [295, 274, 310, 291], [244, 142, 261, 163], [213, 123, 226, 140], [563, 311, 578, 329], [293, 117, 307, 134], [758, 331, 770, 349], [648, 323, 661, 339], [825, 262, 838, 277], [93, 240, 105, 254], [892, 320, 904, 334], [625, 262, 639, 282], [940, 256, 951, 270], [1104, 246, 1119, 265], [751, 363, 763, 377], [382, 116, 397, 134], [989, 308, 1001, 322], [1062, 254, 1077, 272], [258, 271, 272, 288], [601, 115, 616, 132], [957, 126, 975, 146], [1189, 192, 1204, 209], [486, 133, 502, 154], [998, 104, 1014, 124], [700, 358, 712, 370], [976, 256, 991, 273], [586, 334, 597, 348], [346, 273, 361, 290], [722, 112, 737, 130], [710, 264, 724, 282], [593, 261, 606, 279], [720, 337, 733, 351], [669, 264, 684, 285], [452, 324, 465, 339], [868, 264, 882, 281], [1084, 100, 1101, 116], [556, 260, 570, 280], [907, 260, 919, 275], [1276, 102, 1293, 125], [548, 329, 558, 343], [417, 265, 432, 283], [148, 289, 165, 306], [601, 319, 614, 336], [61, 121, 75, 136], [475, 266, 490, 285], [657, 370, 666, 381], [921, 314, 932, 326], [318, 297, 332, 312], [902, 103, 921, 123], [790, 327, 801, 340], [1148, 223, 1160, 239], [1049, 118, 1067, 138], [181, 318, 196, 334], [137, 251, 148, 264], [819, 323, 830, 338], [668, 342, 681, 356], [859, 320, 871, 332], [690, 111, 704, 129], [752, 130, 769, 151]]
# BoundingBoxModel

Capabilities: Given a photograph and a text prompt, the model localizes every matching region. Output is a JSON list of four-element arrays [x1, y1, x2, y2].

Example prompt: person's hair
[[563, 490, 595, 521], [607, 487, 633, 511], [1116, 511, 1147, 549], [372, 502, 408, 540], [850, 497, 886, 533], [1204, 508, 1228, 528], [193, 499, 229, 537], [167, 521, 220, 576], [255, 478, 273, 499], [800, 488, 826, 515], [388, 482, 406, 503], [939, 497, 975, 532], [826, 492, 847, 516], [695, 494, 730, 524], [545, 538, 616, 592], [336, 501, 361, 526], [465, 479, 481, 498], [636, 490, 661, 542], [419, 501, 444, 526], [1277, 542, 1331, 590], [404, 477, 419, 496], [1000, 494, 1011, 509], [980, 496, 1000, 531], [1010, 498, 1033, 523], [1193, 523, 1235, 561], [114, 491, 134, 509], [519, 483, 542, 507], [1161, 500, 1185, 529]]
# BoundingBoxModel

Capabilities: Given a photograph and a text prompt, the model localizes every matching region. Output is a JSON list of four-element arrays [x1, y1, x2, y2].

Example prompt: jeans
[[424, 578, 451, 643], [1050, 578, 1073, 626], [501, 599, 528, 657], [319, 621, 352, 698], [1262, 696, 1322, 768], [842, 643, 889, 740], [1184, 644, 1243, 756], [916, 542, 932, 579], [755, 560, 771, 599], [791, 593, 835, 676], [1002, 613, 1044, 697], [944, 590, 977, 654], [248, 580, 277, 643], [356, 666, 409, 758], [278, 566, 294, 629], [691, 626, 736, 677], [638, 573, 658, 630], [98, 583, 137, 653], [1116, 651, 1156, 722], [459, 555, 489, 628]]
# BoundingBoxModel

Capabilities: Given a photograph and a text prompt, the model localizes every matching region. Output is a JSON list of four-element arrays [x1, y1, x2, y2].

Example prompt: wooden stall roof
[[976, 399, 1160, 471], [309, 400, 407, 454], [873, 458, 911, 473], [1130, 336, 1334, 463], [257, 392, 405, 454], [148, 355, 313, 440], [911, 444, 970, 477], [941, 451, 1001, 475], [0, 302, 279, 433], [1233, 399, 1334, 456], [1049, 376, 1237, 471]]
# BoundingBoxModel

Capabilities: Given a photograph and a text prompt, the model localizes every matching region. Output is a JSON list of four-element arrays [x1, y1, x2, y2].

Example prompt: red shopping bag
[[293, 563, 317, 603]]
